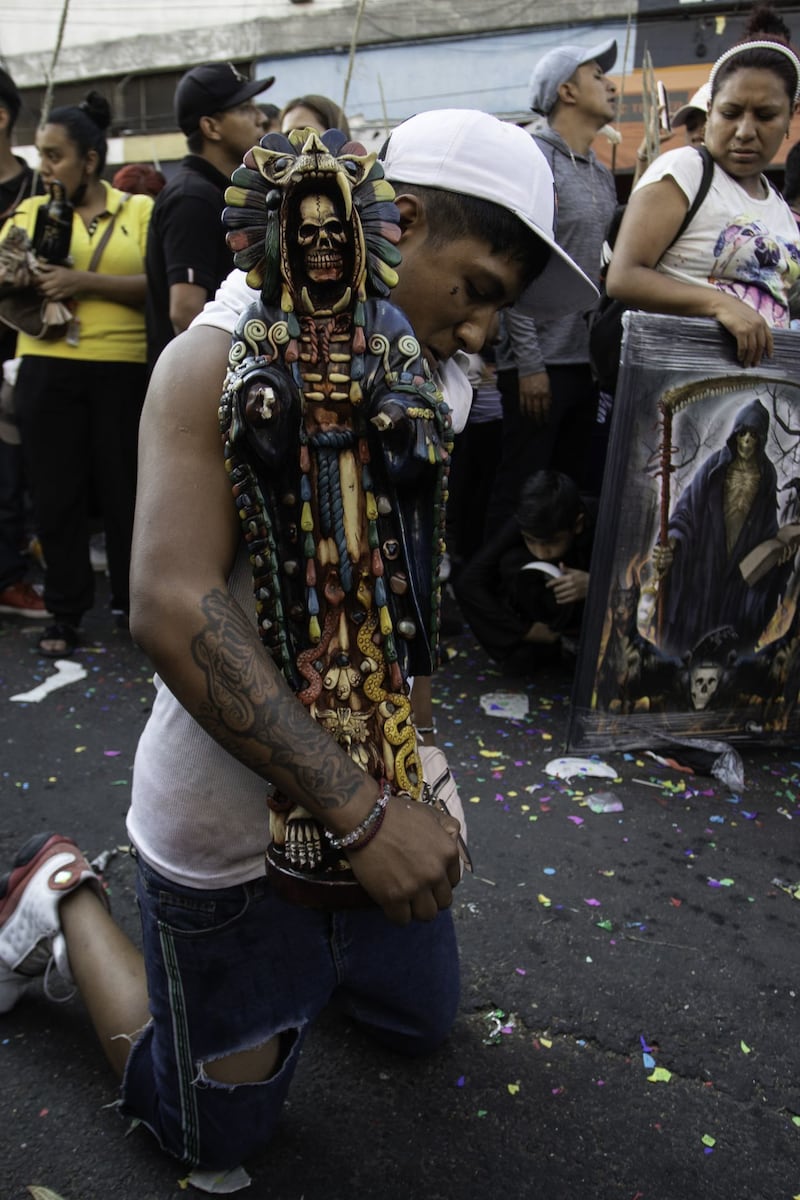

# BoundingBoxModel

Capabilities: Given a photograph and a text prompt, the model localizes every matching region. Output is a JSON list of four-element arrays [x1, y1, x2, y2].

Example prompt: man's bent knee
[[201, 1034, 282, 1086]]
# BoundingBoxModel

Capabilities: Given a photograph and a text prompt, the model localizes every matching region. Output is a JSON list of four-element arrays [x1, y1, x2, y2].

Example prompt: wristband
[[324, 781, 391, 850]]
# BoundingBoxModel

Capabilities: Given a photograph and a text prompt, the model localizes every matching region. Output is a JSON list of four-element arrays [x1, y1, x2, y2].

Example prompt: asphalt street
[[2, 580, 799, 1200]]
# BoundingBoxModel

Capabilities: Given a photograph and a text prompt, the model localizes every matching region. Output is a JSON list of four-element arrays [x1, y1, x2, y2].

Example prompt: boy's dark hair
[[388, 180, 551, 285], [785, 140, 800, 204], [47, 90, 111, 172], [516, 470, 582, 538]]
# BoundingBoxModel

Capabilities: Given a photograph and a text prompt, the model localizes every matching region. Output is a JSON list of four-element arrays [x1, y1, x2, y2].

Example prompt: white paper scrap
[[479, 691, 530, 720], [545, 757, 619, 782], [188, 1166, 252, 1193], [10, 659, 88, 702]]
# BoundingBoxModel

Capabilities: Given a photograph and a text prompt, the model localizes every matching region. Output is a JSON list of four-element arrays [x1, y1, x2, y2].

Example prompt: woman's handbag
[[0, 226, 72, 339], [418, 742, 472, 875], [0, 192, 129, 341]]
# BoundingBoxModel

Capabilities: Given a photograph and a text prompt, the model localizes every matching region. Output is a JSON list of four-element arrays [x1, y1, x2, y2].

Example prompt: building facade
[[1, 0, 798, 176]]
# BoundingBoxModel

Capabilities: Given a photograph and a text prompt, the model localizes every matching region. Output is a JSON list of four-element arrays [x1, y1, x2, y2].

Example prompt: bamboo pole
[[611, 0, 636, 176], [341, 0, 368, 120], [40, 0, 71, 126]]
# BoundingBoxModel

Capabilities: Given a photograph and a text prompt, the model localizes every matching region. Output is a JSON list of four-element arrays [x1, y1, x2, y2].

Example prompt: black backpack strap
[[670, 144, 714, 247]]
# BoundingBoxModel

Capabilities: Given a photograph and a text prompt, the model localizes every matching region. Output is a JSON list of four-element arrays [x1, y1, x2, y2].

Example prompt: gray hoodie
[[496, 125, 617, 375]]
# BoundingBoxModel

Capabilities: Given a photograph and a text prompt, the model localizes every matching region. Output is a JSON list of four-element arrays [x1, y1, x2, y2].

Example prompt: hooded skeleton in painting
[[655, 398, 790, 658]]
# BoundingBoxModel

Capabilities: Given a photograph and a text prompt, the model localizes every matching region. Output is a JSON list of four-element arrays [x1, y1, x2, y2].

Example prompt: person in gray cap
[[489, 38, 619, 524], [145, 62, 270, 371]]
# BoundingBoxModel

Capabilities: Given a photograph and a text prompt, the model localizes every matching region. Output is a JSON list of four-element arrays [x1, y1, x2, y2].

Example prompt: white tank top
[[127, 547, 271, 888]]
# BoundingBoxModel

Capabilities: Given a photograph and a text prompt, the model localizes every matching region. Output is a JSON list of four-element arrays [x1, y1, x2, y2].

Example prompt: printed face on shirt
[[390, 216, 528, 372], [564, 60, 618, 125], [705, 68, 792, 188], [36, 122, 94, 201]]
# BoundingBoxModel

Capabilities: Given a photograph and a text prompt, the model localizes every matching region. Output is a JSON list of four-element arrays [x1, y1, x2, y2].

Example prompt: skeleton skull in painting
[[689, 662, 723, 710]]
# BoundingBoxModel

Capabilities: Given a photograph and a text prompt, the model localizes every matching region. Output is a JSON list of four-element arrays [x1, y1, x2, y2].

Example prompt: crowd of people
[[0, 2, 798, 1186]]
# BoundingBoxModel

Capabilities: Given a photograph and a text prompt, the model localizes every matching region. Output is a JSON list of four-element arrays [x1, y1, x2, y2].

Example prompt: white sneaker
[[0, 832, 106, 1013]]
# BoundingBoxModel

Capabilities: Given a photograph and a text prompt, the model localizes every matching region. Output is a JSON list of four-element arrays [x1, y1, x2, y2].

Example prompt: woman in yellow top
[[8, 91, 153, 656]]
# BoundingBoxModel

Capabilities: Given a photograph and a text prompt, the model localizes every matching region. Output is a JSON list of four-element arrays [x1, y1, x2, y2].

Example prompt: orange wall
[[594, 63, 800, 173]]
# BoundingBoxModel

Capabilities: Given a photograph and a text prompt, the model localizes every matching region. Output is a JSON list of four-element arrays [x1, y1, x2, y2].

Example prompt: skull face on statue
[[298, 192, 347, 283]]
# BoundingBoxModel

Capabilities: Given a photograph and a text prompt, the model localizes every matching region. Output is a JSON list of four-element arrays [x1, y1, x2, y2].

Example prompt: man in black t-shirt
[[0, 67, 47, 619], [145, 62, 273, 372]]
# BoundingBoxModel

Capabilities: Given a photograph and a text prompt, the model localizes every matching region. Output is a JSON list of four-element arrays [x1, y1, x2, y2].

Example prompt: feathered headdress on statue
[[223, 127, 402, 312]]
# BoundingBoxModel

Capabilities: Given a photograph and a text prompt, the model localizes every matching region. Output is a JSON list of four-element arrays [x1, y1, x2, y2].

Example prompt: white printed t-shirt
[[634, 146, 800, 326]]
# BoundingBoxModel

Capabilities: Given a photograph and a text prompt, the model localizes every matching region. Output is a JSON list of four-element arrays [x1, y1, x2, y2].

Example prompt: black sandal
[[37, 622, 80, 658]]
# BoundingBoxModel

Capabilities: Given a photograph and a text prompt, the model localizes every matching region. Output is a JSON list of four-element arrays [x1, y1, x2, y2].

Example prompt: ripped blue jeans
[[120, 855, 460, 1170]]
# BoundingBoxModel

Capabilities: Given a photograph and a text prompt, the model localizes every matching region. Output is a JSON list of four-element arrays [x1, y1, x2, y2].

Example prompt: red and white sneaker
[[0, 580, 52, 619], [0, 832, 107, 1013]]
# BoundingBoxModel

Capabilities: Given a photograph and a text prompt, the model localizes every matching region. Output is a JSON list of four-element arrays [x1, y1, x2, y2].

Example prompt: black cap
[[175, 62, 274, 136], [0, 67, 21, 123]]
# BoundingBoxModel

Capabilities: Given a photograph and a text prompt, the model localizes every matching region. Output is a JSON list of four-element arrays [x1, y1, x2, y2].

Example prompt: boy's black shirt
[[455, 500, 595, 663]]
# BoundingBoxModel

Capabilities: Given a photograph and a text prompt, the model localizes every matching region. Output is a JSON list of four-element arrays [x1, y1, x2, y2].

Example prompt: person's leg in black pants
[[486, 368, 531, 531], [88, 361, 147, 621], [548, 363, 601, 496], [15, 357, 94, 630], [0, 435, 27, 591], [457, 418, 503, 564]]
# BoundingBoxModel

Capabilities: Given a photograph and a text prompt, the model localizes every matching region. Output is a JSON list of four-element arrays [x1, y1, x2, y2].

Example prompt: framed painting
[[568, 313, 800, 750]]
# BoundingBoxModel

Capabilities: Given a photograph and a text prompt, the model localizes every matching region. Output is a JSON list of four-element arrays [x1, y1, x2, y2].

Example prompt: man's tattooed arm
[[190, 587, 372, 817]]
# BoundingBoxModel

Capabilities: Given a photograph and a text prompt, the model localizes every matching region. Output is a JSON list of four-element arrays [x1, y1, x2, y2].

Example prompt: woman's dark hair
[[745, 2, 791, 42], [516, 470, 582, 538], [281, 94, 351, 139], [710, 4, 799, 106], [784, 140, 800, 204], [46, 90, 111, 173], [387, 181, 551, 286]]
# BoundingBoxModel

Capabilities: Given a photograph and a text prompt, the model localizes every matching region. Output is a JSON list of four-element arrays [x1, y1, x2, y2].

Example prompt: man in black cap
[[145, 62, 271, 371], [0, 66, 48, 620]]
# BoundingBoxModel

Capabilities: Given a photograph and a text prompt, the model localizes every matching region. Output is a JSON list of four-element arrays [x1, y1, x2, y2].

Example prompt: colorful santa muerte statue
[[219, 126, 453, 901]]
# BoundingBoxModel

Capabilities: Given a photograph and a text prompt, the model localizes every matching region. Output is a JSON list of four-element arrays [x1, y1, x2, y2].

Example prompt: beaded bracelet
[[324, 781, 391, 851], [346, 801, 387, 851]]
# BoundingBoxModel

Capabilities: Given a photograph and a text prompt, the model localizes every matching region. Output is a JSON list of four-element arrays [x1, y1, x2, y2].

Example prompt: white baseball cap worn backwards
[[381, 108, 598, 319]]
